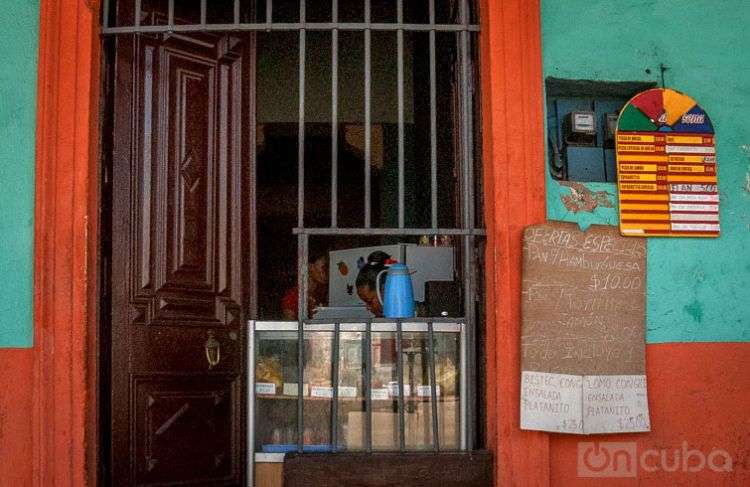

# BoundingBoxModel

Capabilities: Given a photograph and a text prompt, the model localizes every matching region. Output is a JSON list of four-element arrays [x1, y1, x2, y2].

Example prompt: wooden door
[[110, 31, 251, 486]]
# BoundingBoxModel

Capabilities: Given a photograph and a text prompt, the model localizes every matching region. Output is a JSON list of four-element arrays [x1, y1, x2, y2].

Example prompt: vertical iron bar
[[298, 1, 306, 229], [429, 0, 438, 229], [247, 322, 256, 486], [365, 321, 373, 452], [267, 0, 273, 23], [331, 0, 339, 227], [364, 0, 372, 228], [461, 35, 473, 228], [427, 322, 440, 451], [102, 0, 110, 29], [200, 0, 207, 26], [467, 34, 476, 228], [396, 321, 406, 451], [297, 1, 309, 454], [167, 0, 174, 30], [331, 323, 341, 452], [459, 0, 475, 450], [134, 0, 141, 27], [233, 0, 239, 26], [397, 0, 405, 228], [462, 234, 475, 451], [297, 235, 308, 453], [459, 322, 467, 449]]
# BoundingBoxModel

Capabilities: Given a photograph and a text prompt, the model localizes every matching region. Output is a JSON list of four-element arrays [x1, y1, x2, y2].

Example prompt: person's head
[[355, 251, 390, 317], [308, 248, 328, 286]]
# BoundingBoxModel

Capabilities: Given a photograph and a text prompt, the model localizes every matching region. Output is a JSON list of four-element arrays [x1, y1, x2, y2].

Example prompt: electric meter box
[[564, 110, 596, 136], [604, 113, 619, 142]]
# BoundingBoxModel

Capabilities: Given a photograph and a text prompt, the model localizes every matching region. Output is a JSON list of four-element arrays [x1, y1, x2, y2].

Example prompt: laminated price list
[[615, 88, 719, 237]]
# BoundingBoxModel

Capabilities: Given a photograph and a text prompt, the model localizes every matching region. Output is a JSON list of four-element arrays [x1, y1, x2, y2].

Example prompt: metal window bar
[[364, 320, 373, 452], [331, 322, 341, 451], [298, 6, 306, 231], [427, 321, 440, 451], [396, 0, 405, 229], [395, 320, 406, 451], [102, 23, 480, 35], [364, 0, 372, 229], [429, 0, 438, 229], [296, 235, 308, 453], [102, 0, 480, 34], [331, 0, 339, 227]]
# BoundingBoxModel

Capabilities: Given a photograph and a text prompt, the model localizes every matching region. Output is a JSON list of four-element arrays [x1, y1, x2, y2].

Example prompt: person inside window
[[281, 248, 328, 320], [355, 251, 391, 318]]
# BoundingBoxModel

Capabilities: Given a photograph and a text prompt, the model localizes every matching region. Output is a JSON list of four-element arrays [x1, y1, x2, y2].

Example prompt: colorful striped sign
[[616, 88, 719, 237]]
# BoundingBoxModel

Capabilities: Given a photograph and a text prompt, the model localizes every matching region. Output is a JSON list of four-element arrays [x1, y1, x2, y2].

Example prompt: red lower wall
[[0, 351, 34, 486], [549, 342, 750, 486], [3, 344, 747, 485]]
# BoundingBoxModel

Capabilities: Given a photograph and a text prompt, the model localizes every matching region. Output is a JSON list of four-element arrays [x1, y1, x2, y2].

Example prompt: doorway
[[101, 1, 482, 486]]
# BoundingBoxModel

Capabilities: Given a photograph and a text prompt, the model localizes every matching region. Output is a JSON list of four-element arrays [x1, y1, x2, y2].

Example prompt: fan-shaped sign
[[616, 88, 718, 237]]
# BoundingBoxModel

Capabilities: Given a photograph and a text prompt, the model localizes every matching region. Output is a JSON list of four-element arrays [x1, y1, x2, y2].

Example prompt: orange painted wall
[[549, 343, 750, 485], [1, 1, 748, 487], [0, 352, 34, 485]]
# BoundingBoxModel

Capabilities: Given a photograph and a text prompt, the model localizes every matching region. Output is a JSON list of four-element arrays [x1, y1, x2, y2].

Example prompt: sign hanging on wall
[[616, 88, 719, 237], [519, 222, 650, 434]]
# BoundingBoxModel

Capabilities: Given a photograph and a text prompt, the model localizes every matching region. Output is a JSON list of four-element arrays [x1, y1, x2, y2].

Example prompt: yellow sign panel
[[618, 193, 669, 201], [620, 203, 669, 211], [620, 173, 657, 182], [618, 144, 660, 152], [668, 165, 705, 173], [620, 223, 671, 231], [620, 164, 657, 172], [618, 154, 667, 162], [617, 134, 656, 143], [666, 175, 716, 183], [666, 135, 703, 144], [667, 155, 710, 163], [618, 183, 658, 191]]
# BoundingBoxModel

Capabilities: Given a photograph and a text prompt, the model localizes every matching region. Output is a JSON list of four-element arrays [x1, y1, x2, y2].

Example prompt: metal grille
[[103, 0, 483, 471]]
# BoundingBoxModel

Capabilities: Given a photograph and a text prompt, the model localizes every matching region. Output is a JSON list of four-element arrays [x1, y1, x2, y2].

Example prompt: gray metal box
[[565, 146, 605, 182]]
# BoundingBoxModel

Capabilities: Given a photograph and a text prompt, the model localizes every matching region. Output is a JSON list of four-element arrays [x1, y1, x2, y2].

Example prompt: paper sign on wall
[[520, 222, 650, 434], [616, 88, 719, 237]]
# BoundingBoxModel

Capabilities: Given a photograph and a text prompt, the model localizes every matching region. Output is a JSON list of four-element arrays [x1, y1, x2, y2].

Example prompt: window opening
[[104, 0, 483, 470]]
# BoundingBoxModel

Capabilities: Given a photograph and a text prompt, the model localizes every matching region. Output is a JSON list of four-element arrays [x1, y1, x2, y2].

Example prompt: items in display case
[[251, 322, 464, 456]]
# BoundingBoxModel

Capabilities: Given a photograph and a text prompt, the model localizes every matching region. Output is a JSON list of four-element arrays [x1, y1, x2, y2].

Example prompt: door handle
[[205, 331, 221, 369]]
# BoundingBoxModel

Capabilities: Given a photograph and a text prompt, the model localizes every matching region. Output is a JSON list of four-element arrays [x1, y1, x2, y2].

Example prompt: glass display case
[[249, 320, 466, 463]]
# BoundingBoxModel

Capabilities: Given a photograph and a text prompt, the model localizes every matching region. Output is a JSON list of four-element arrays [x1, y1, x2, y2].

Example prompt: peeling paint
[[558, 181, 614, 213]]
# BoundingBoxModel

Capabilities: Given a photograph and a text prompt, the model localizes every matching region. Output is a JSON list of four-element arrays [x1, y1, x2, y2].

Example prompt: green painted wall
[[541, 0, 750, 343], [0, 1, 39, 347]]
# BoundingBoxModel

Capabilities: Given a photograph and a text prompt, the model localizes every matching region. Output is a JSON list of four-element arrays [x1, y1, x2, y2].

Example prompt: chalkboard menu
[[520, 222, 650, 434]]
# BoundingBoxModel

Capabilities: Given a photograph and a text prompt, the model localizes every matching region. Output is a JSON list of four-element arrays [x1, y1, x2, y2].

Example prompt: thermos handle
[[375, 269, 388, 305]]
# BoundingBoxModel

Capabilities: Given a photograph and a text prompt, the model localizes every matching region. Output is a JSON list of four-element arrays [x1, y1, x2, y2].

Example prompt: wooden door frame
[[33, 0, 101, 485], [32, 0, 547, 485]]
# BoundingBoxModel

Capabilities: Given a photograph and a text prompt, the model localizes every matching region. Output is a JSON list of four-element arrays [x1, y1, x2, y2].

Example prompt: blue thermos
[[376, 263, 415, 318]]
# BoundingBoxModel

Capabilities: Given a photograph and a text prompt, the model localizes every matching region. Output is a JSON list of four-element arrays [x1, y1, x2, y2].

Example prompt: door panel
[[111, 32, 250, 486]]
